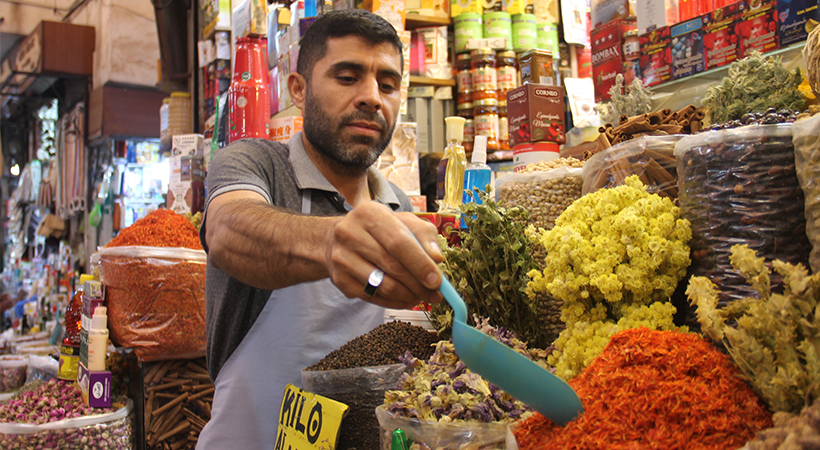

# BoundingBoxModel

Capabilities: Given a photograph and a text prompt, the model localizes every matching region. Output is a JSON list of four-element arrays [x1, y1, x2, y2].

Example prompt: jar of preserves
[[623, 30, 640, 60], [458, 91, 473, 105], [498, 100, 509, 150], [471, 48, 498, 102], [518, 49, 554, 85], [496, 50, 517, 101], [456, 52, 473, 94], [457, 102, 474, 119], [464, 119, 475, 153], [473, 98, 500, 151]]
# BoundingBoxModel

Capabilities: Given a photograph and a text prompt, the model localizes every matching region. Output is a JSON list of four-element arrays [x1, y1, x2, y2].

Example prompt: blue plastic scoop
[[439, 275, 584, 425]]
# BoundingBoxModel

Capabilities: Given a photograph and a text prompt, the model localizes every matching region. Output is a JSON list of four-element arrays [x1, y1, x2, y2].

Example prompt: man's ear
[[288, 72, 307, 110]]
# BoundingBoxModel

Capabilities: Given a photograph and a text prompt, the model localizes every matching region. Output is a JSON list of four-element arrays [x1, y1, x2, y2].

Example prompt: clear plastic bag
[[675, 124, 810, 305], [0, 399, 133, 449], [793, 114, 820, 273], [375, 405, 509, 450], [25, 355, 58, 384], [0, 356, 27, 393], [302, 364, 408, 450], [94, 246, 207, 362], [582, 135, 683, 199], [496, 167, 584, 231]]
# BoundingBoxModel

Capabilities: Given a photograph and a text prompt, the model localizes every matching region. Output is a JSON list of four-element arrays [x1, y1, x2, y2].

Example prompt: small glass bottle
[[437, 117, 467, 214], [473, 99, 500, 151]]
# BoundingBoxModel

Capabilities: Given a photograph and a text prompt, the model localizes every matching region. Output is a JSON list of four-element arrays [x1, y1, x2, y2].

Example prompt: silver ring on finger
[[364, 268, 385, 297]]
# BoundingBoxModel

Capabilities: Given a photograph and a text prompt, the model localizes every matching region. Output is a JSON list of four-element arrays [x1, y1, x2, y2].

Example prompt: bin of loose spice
[[792, 113, 820, 273], [496, 158, 585, 231], [95, 209, 206, 362], [582, 135, 682, 200], [675, 123, 810, 306], [0, 356, 26, 393]]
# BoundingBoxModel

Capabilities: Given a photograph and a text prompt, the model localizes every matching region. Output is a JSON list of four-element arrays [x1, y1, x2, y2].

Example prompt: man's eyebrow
[[326, 61, 402, 81]]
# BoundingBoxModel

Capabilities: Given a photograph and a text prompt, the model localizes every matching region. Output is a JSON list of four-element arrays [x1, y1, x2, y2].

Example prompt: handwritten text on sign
[[276, 384, 348, 450]]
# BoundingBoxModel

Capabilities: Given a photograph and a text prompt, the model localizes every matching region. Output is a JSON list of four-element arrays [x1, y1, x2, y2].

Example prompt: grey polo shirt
[[200, 133, 413, 381]]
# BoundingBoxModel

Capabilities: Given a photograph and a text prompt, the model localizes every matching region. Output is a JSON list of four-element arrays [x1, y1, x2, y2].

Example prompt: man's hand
[[326, 202, 444, 309]]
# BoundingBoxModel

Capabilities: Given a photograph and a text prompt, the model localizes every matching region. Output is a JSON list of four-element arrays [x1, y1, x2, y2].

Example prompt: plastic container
[[159, 98, 171, 154], [454, 13, 483, 53], [303, 365, 408, 450], [497, 167, 583, 230], [94, 246, 207, 362], [793, 114, 820, 273], [511, 14, 537, 53], [0, 356, 27, 393], [375, 405, 509, 450], [675, 124, 810, 305], [228, 35, 271, 143], [0, 399, 134, 449], [582, 135, 683, 200], [483, 11, 512, 50]]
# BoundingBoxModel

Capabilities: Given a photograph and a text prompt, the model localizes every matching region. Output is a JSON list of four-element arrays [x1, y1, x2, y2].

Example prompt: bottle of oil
[[436, 117, 467, 214]]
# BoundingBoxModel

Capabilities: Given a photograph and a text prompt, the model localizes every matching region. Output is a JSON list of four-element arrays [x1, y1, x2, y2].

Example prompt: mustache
[[339, 111, 389, 131]]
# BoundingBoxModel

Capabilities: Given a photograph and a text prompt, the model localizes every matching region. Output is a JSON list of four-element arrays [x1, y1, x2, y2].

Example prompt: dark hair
[[296, 9, 404, 81]]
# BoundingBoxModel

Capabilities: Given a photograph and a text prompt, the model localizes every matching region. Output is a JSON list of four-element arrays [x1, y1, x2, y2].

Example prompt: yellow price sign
[[275, 384, 349, 450]]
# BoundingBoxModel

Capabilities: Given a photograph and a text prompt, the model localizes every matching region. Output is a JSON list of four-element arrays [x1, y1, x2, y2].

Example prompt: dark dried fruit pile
[[707, 108, 801, 130], [306, 320, 438, 371]]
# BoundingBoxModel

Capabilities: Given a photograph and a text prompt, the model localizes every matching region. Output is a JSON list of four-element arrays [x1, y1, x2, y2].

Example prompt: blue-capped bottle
[[463, 135, 492, 205]]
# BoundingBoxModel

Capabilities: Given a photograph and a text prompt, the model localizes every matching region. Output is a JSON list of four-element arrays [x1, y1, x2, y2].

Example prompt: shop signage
[[15, 31, 41, 74], [276, 384, 348, 450]]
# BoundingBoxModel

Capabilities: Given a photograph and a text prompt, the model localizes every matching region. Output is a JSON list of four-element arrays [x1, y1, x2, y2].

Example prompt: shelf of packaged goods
[[649, 41, 808, 112], [404, 14, 452, 30], [409, 75, 456, 87]]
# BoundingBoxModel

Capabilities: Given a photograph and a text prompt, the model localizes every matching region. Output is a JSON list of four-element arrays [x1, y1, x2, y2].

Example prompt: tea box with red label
[[737, 0, 780, 57], [702, 2, 742, 70], [506, 83, 566, 147], [670, 16, 706, 79], [776, 0, 819, 46], [591, 19, 637, 101], [639, 27, 672, 86]]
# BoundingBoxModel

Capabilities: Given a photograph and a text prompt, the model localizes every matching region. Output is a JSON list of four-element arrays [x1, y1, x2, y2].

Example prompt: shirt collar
[[287, 132, 401, 209]]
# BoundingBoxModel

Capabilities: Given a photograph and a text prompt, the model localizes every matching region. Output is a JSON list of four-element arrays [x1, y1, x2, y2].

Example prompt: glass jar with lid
[[496, 50, 517, 101], [471, 49, 498, 102], [623, 30, 640, 60], [457, 102, 474, 120], [456, 52, 473, 95], [473, 98, 500, 151], [498, 100, 509, 151], [463, 119, 475, 154]]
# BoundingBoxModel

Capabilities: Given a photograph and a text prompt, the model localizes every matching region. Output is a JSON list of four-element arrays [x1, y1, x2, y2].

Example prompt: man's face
[[302, 35, 402, 171]]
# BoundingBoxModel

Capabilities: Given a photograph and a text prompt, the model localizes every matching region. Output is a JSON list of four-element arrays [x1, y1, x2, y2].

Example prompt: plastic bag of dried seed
[[496, 167, 584, 231], [793, 114, 820, 273], [375, 405, 509, 450], [582, 135, 683, 199], [303, 364, 409, 450], [675, 124, 811, 306], [94, 246, 207, 363]]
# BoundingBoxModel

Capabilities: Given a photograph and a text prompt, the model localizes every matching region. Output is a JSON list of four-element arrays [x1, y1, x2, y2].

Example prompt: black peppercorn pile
[[306, 320, 438, 371], [303, 321, 439, 450], [707, 108, 801, 130]]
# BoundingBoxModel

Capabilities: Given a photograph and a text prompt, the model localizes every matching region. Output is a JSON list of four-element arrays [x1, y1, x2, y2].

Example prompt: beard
[[302, 87, 396, 173]]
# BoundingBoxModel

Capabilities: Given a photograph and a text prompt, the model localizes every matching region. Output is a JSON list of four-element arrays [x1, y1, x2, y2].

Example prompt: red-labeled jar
[[456, 52, 473, 94], [471, 48, 498, 102], [229, 36, 271, 143], [474, 98, 500, 151], [457, 102, 474, 119], [623, 30, 640, 60], [463, 119, 475, 153], [496, 50, 517, 100], [498, 100, 509, 150]]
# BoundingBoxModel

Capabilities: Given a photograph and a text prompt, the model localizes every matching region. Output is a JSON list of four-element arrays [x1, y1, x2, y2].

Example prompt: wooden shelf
[[409, 75, 456, 87], [404, 14, 452, 29]]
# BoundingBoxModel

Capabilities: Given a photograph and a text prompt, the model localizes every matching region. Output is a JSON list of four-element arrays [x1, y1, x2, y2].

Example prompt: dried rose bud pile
[[0, 379, 115, 424]]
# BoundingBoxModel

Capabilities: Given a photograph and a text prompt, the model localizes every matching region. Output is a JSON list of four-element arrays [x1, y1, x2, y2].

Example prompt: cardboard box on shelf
[[507, 83, 566, 147], [406, 0, 449, 18], [360, 0, 405, 29], [168, 180, 206, 215], [670, 16, 706, 79], [737, 0, 780, 57], [172, 134, 206, 157], [591, 0, 634, 28], [450, 0, 482, 16], [637, 0, 679, 35], [77, 363, 111, 408], [269, 116, 303, 143], [776, 0, 819, 46], [702, 1, 742, 70], [416, 26, 451, 79], [639, 26, 673, 86], [410, 31, 426, 76], [591, 19, 637, 101]]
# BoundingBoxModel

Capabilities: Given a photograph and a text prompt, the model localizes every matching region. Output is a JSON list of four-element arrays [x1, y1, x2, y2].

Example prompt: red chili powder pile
[[106, 209, 202, 249], [515, 328, 773, 450]]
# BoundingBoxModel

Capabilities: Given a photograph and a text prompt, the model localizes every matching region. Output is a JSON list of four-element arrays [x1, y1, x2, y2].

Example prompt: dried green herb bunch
[[431, 188, 547, 348], [703, 50, 805, 124], [687, 244, 820, 413], [595, 74, 653, 126]]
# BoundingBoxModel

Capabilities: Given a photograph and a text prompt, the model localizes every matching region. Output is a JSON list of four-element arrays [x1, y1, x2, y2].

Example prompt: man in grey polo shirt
[[196, 9, 444, 449]]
